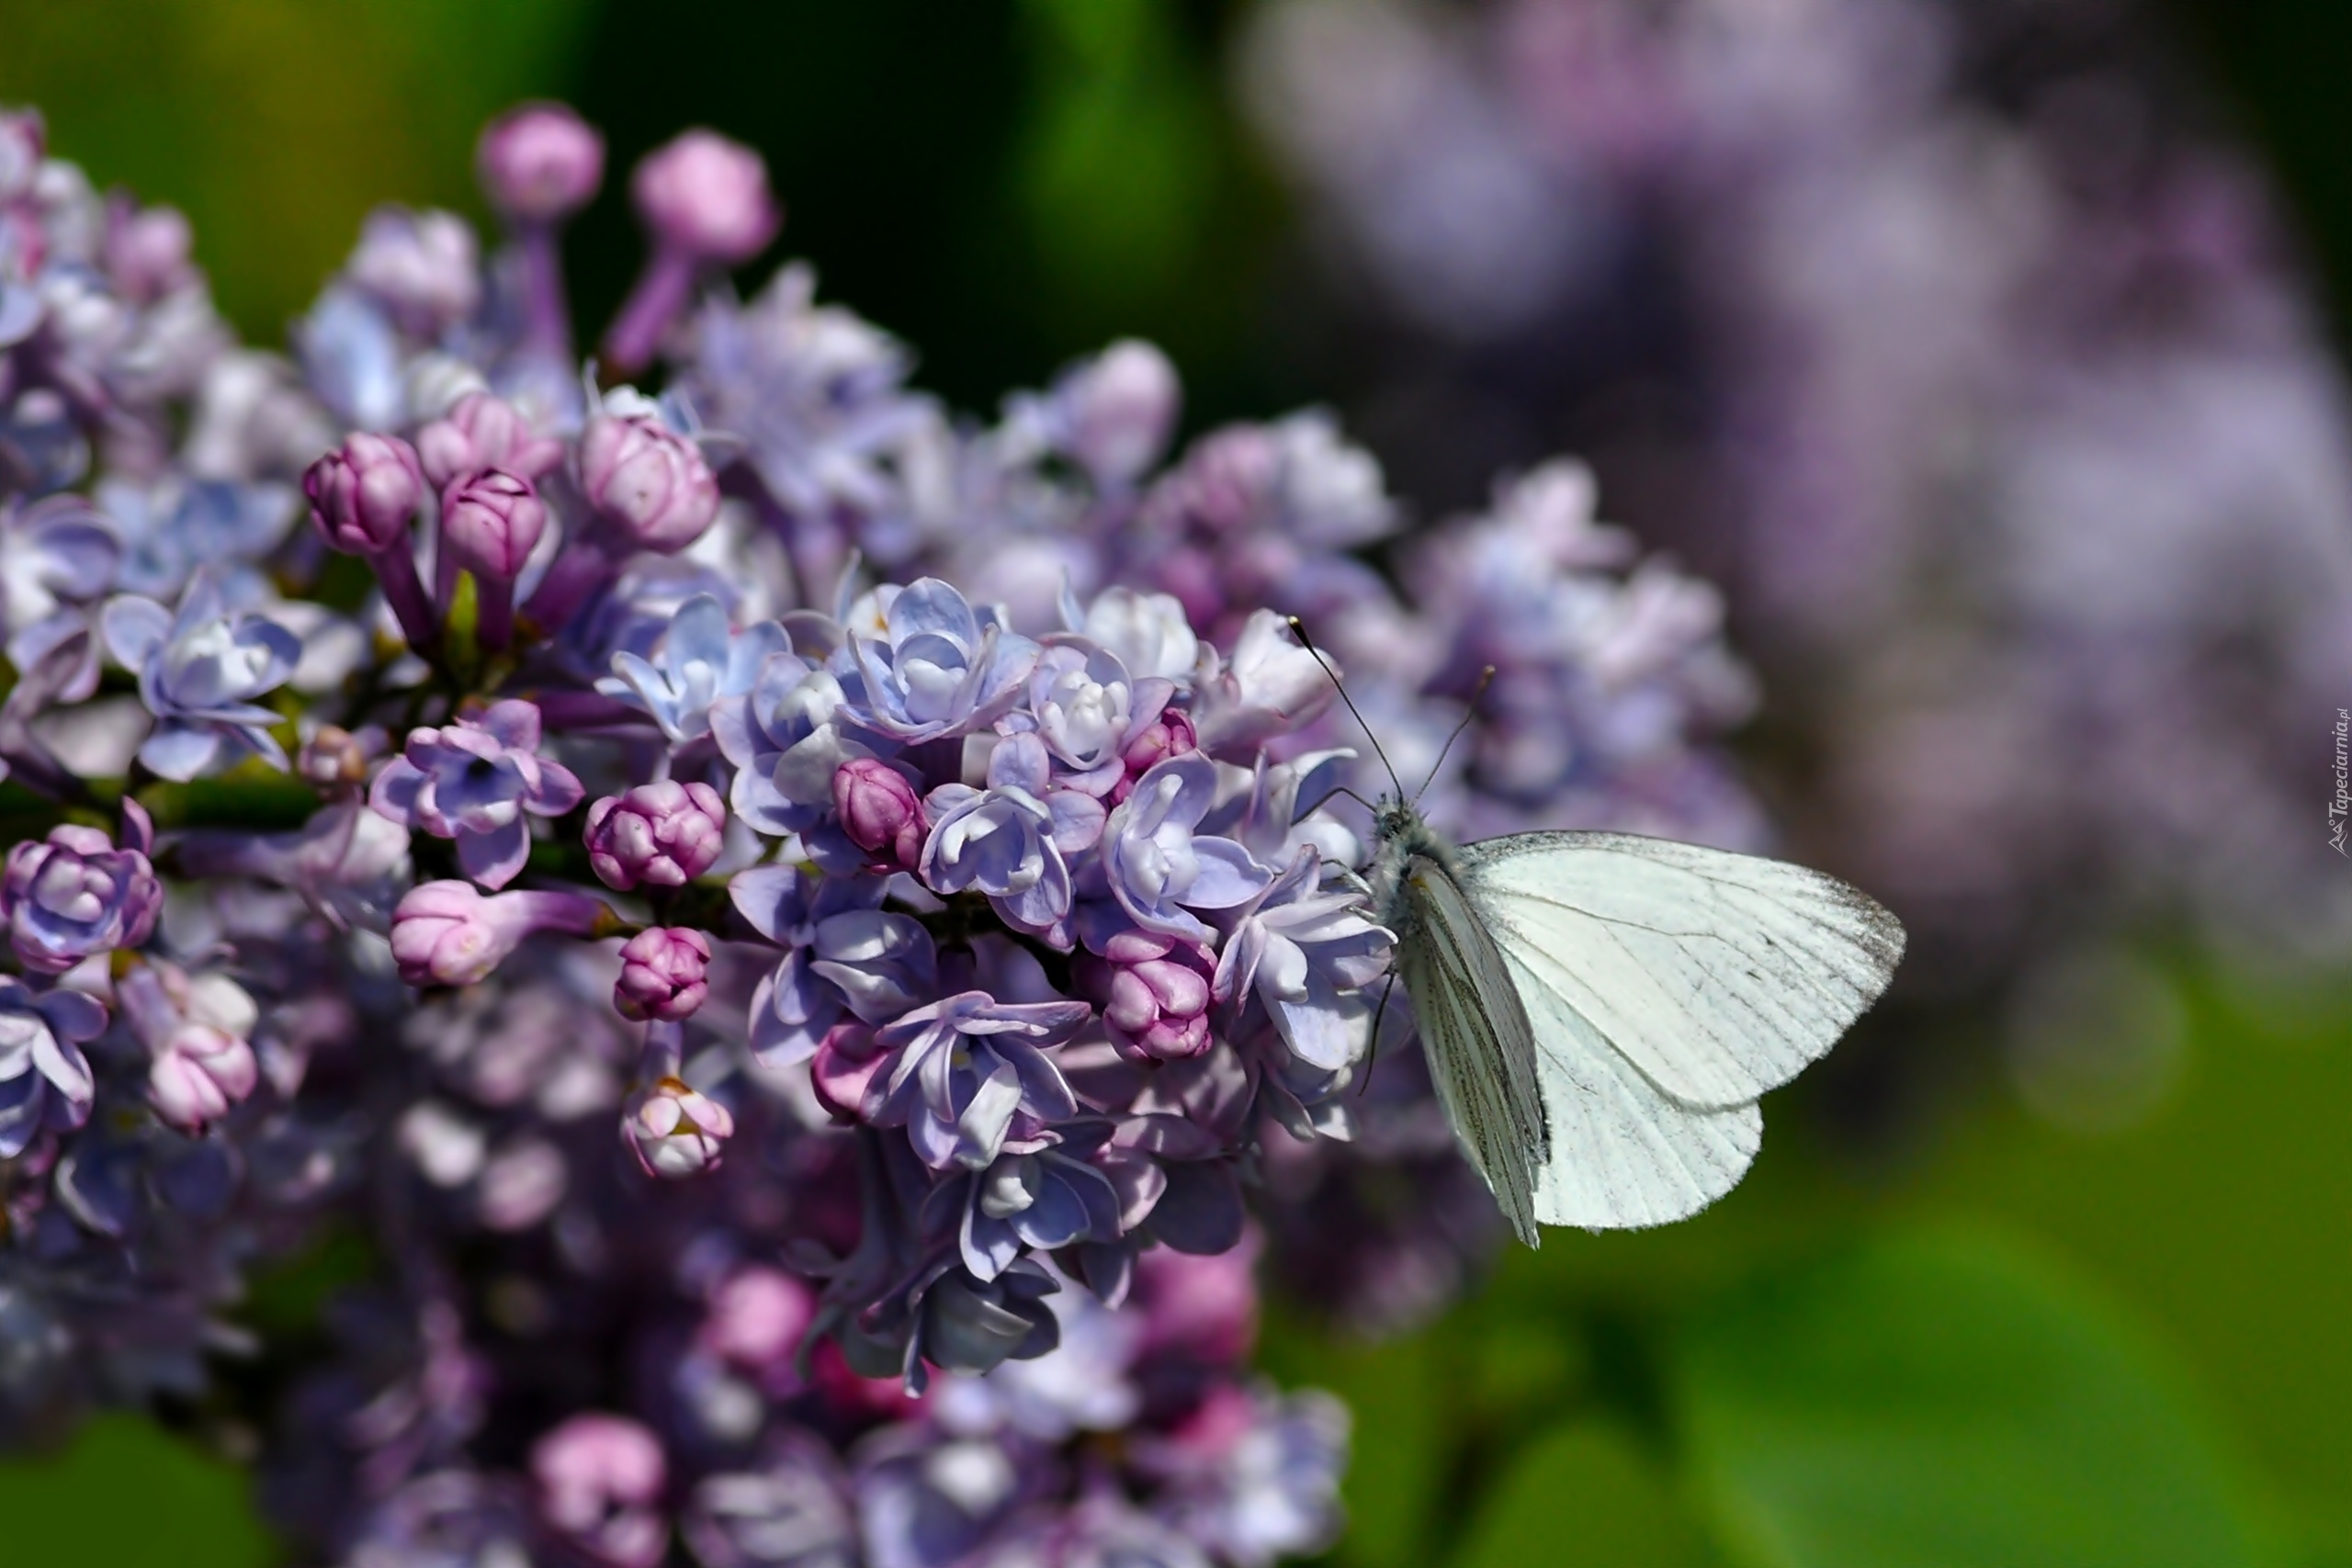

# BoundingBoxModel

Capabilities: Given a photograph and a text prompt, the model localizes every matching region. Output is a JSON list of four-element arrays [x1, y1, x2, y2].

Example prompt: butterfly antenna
[[1414, 665, 1495, 803], [1286, 615, 1405, 800]]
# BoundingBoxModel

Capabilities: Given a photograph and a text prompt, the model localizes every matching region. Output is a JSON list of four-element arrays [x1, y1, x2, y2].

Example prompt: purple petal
[[1180, 837, 1272, 910], [138, 722, 222, 782], [458, 818, 532, 890]]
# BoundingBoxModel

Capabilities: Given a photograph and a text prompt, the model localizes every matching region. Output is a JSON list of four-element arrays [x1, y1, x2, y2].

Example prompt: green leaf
[[1452, 1420, 1724, 1568], [1669, 1227, 2284, 1568], [0, 1416, 274, 1566]]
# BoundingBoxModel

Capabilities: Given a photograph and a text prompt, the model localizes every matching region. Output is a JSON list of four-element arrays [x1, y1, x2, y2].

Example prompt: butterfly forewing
[[1459, 831, 1904, 1111], [1394, 854, 1551, 1247]]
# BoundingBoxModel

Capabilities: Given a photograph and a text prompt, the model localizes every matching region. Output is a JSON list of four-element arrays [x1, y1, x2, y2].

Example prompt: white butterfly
[[1367, 801, 1905, 1245], [1294, 622, 1907, 1246]]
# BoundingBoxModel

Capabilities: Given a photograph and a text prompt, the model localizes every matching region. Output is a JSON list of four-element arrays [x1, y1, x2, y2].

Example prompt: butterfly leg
[[1358, 971, 1399, 1097]]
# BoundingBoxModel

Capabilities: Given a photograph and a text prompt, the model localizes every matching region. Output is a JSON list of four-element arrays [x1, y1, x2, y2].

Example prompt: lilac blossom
[[101, 566, 301, 779], [835, 579, 1041, 742], [577, 395, 724, 552], [957, 1145, 1125, 1283], [0, 495, 117, 661], [1, 806, 160, 974], [920, 733, 1104, 948], [624, 1024, 736, 1179], [525, 392, 724, 627], [713, 648, 864, 835], [677, 264, 928, 524], [1080, 927, 1219, 1064], [1216, 850, 1394, 1072], [735, 864, 935, 1065], [174, 801, 411, 932], [437, 468, 546, 648], [0, 976, 106, 1158], [370, 699, 585, 889], [345, 207, 481, 341], [596, 592, 786, 744], [1101, 754, 1269, 942], [302, 430, 424, 556], [96, 476, 296, 601], [869, 991, 1091, 1171]]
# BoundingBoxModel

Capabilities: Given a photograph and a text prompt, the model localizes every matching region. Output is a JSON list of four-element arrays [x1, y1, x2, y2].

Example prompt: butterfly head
[[1372, 795, 1424, 846]]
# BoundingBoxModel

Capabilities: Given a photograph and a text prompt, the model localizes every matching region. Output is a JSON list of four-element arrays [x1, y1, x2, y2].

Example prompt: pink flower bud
[[390, 882, 605, 988], [1078, 927, 1216, 1063], [577, 410, 720, 553], [477, 102, 605, 224], [416, 391, 565, 490], [104, 199, 195, 304], [303, 433, 424, 557], [624, 1074, 735, 1179], [630, 130, 779, 265], [831, 759, 923, 870], [122, 962, 261, 1135], [439, 468, 548, 583], [1065, 339, 1181, 484], [533, 1413, 669, 1568], [809, 1021, 888, 1122], [0, 112, 44, 208], [615, 926, 712, 1022], [584, 782, 727, 891], [1112, 707, 1198, 804], [148, 1023, 259, 1134]]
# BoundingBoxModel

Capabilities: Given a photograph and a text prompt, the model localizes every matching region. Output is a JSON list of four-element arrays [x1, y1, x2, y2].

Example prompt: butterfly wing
[[1458, 830, 1904, 1230], [1395, 852, 1551, 1247]]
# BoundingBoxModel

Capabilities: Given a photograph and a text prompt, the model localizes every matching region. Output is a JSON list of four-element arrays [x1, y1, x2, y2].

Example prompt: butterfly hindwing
[[1490, 937, 1765, 1228], [1395, 853, 1550, 1247]]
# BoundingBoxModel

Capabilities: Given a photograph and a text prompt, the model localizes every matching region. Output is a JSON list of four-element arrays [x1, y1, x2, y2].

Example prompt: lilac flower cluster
[[1239, 0, 2352, 1004], [0, 94, 1754, 1558]]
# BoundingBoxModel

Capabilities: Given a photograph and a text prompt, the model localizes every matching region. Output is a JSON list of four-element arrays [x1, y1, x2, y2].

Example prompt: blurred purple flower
[[0, 976, 106, 1158], [534, 1413, 670, 1568], [477, 103, 605, 225], [120, 959, 259, 1134]]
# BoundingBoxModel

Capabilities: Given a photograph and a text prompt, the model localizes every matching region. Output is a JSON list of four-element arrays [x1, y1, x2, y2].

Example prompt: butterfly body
[[1369, 797, 1905, 1244]]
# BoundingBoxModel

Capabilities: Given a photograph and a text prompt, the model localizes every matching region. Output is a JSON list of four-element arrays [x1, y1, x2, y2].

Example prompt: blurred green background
[[3, 1, 2347, 1564]]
